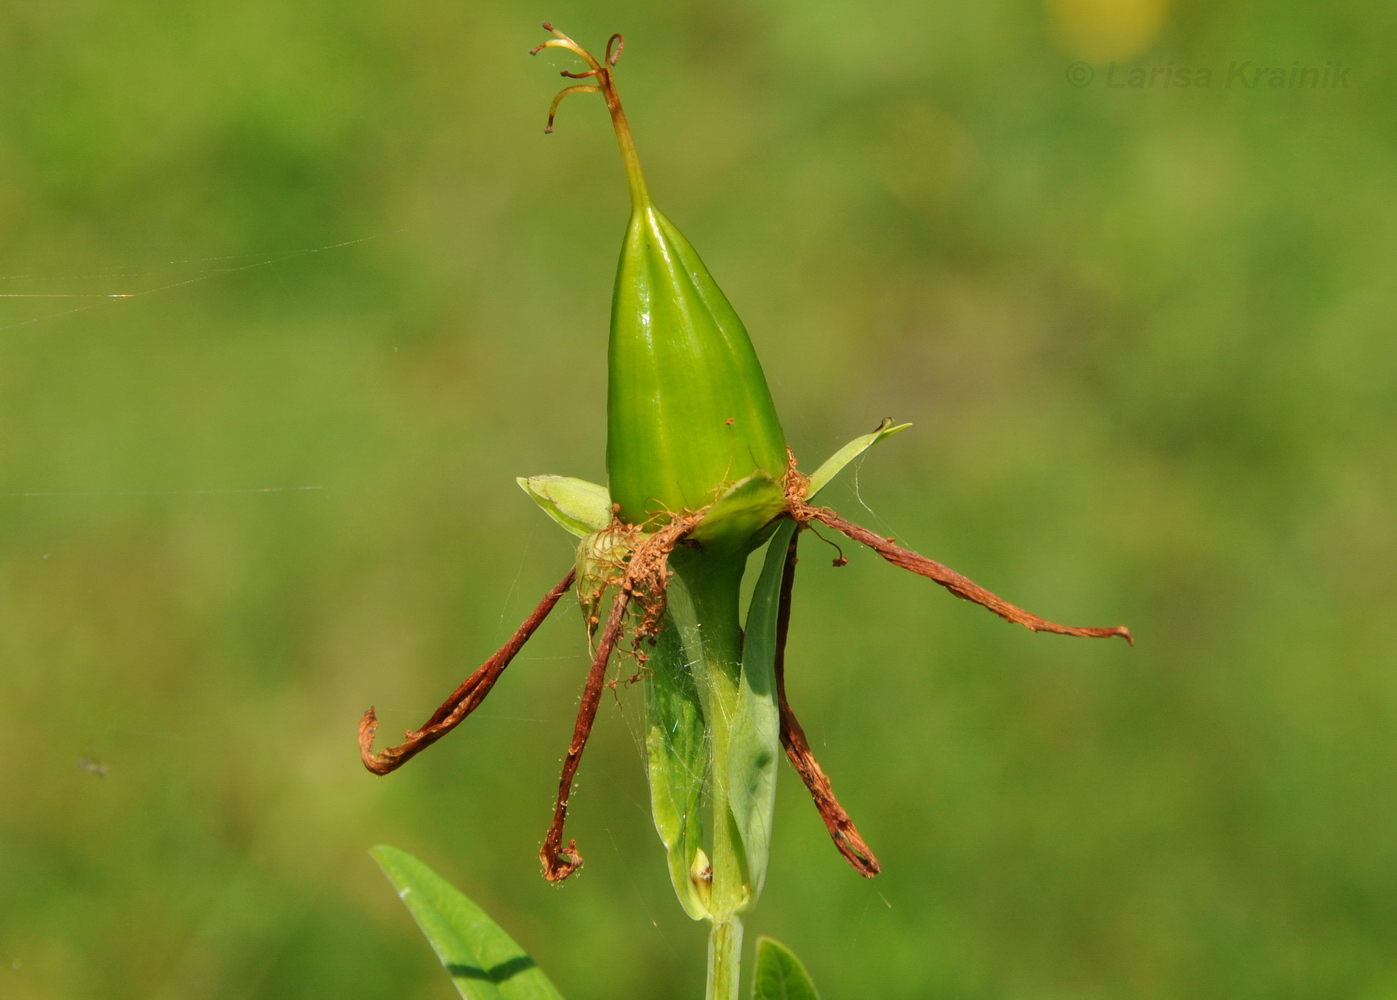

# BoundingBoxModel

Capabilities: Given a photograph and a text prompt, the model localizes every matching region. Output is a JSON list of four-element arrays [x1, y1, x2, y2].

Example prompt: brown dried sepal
[[540, 512, 700, 881], [359, 569, 577, 775], [774, 529, 882, 876], [783, 484, 1131, 643], [539, 584, 631, 881]]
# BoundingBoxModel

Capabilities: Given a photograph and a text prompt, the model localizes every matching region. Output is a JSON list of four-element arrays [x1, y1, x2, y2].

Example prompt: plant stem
[[707, 914, 743, 1000], [703, 641, 744, 1000], [672, 550, 749, 1000]]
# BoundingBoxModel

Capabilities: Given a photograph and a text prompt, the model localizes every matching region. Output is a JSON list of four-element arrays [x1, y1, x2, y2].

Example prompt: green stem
[[707, 915, 743, 1000], [673, 550, 749, 1000]]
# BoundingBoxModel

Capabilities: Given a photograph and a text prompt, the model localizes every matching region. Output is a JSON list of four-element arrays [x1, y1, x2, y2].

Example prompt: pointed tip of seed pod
[[541, 21, 553, 31], [1116, 626, 1134, 646]]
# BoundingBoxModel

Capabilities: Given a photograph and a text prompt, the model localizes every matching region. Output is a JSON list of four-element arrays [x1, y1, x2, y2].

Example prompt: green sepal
[[751, 937, 821, 1000], [690, 472, 787, 555], [371, 845, 565, 1000], [724, 518, 796, 907], [805, 418, 911, 500], [643, 583, 712, 920], [517, 475, 612, 538]]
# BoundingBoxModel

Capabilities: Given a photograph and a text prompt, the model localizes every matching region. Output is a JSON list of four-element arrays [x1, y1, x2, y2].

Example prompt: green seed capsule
[[608, 202, 788, 524], [535, 24, 787, 526]]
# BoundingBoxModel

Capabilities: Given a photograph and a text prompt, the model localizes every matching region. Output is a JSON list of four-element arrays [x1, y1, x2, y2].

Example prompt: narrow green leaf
[[643, 584, 711, 920], [726, 518, 797, 905], [371, 845, 565, 1000], [805, 418, 911, 500], [517, 475, 612, 537], [752, 937, 821, 1000]]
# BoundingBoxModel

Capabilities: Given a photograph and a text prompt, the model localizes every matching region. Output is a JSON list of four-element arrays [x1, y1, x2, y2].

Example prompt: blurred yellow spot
[[1048, 0, 1170, 63]]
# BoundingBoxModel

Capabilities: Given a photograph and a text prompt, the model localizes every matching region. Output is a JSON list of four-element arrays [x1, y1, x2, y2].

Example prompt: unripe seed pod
[[535, 25, 786, 525], [608, 203, 788, 523]]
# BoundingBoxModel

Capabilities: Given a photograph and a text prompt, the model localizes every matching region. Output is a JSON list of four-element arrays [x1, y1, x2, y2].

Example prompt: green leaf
[[726, 518, 797, 905], [371, 845, 565, 1000], [643, 585, 711, 920], [751, 937, 821, 1000], [690, 472, 787, 553], [517, 475, 612, 537], [805, 418, 911, 500]]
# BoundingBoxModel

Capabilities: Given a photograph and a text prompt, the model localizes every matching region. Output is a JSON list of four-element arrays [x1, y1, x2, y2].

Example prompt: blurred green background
[[2, 1, 1394, 998]]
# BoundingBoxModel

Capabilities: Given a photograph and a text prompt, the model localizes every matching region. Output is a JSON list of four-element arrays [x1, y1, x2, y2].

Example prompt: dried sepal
[[539, 583, 633, 881], [791, 499, 1133, 643], [540, 511, 701, 881], [772, 529, 880, 876], [359, 569, 577, 775]]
